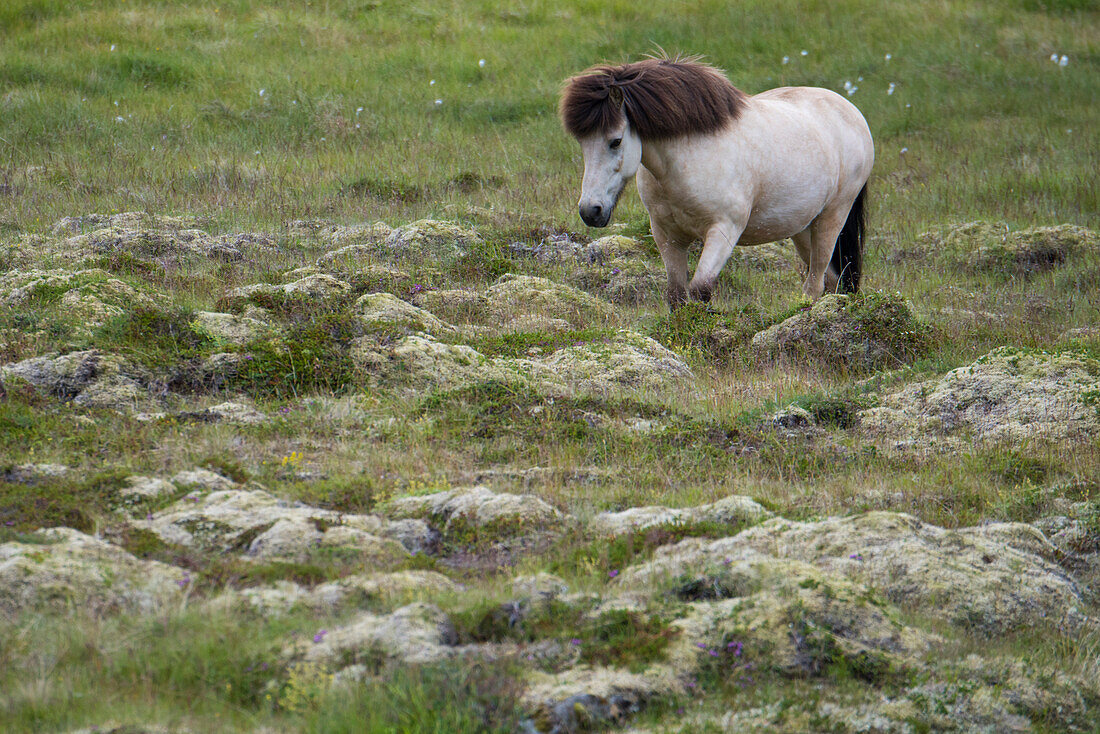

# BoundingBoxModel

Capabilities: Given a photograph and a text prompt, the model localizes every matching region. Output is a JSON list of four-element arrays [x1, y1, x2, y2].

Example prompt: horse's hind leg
[[803, 210, 847, 300]]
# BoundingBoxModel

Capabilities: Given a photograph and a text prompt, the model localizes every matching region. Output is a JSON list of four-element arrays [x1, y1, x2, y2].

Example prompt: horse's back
[[749, 87, 873, 168]]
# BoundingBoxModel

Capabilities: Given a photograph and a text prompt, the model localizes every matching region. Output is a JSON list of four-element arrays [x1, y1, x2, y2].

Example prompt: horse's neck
[[639, 141, 671, 180]]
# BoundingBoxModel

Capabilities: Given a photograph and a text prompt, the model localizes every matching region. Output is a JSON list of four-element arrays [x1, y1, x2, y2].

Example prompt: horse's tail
[[831, 183, 866, 293]]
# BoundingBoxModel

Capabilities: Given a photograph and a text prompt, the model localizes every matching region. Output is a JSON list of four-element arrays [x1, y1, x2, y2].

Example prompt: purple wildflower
[[176, 573, 191, 588], [570, 638, 582, 646], [313, 630, 327, 643], [608, 569, 619, 579], [849, 553, 864, 561], [708, 650, 719, 657], [696, 642, 708, 649], [4, 520, 14, 526]]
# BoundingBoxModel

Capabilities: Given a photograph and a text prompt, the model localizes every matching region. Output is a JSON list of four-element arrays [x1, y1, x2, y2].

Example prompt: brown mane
[[560, 57, 747, 141]]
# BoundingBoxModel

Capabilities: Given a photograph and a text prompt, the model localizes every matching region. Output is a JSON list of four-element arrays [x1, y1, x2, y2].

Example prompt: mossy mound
[[862, 346, 1100, 444], [751, 292, 933, 372], [919, 221, 1098, 276], [486, 274, 616, 329], [0, 527, 188, 615]]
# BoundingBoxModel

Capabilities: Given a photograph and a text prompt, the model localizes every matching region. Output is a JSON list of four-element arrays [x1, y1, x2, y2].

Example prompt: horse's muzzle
[[579, 203, 611, 228]]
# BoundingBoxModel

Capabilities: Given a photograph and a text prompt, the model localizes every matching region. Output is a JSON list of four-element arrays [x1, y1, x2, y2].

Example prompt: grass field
[[1, 1, 1099, 732]]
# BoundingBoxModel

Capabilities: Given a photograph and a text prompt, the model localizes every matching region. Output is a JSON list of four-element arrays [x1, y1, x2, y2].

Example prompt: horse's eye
[[609, 138, 622, 149]]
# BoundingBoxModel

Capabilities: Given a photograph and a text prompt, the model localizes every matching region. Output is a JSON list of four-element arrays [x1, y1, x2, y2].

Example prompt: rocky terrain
[[2, 213, 1099, 732]]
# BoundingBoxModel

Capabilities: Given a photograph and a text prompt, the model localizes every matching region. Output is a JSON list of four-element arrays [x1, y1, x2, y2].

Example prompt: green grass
[[0, 0, 1095, 236]]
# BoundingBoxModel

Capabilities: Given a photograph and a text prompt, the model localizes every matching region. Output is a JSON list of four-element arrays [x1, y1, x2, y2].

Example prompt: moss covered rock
[[920, 221, 1098, 276], [486, 274, 615, 329], [219, 273, 352, 313], [354, 292, 455, 336], [0, 527, 187, 615], [297, 602, 457, 666], [540, 329, 694, 394], [387, 485, 565, 547], [628, 511, 1095, 637], [351, 334, 562, 392], [378, 219, 483, 261], [1, 349, 169, 414], [591, 495, 772, 535], [862, 346, 1100, 444], [191, 310, 272, 346], [751, 292, 932, 371], [136, 486, 431, 563], [1, 268, 163, 334]]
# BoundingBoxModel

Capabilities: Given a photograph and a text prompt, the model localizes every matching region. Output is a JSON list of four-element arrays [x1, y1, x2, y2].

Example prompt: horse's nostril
[[592, 205, 602, 216]]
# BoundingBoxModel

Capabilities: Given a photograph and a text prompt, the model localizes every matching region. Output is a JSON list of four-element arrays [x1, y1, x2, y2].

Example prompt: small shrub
[[0, 469, 129, 532], [650, 301, 763, 360], [233, 313, 359, 398]]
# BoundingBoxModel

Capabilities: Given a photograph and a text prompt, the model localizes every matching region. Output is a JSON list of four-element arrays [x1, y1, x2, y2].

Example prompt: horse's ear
[[608, 85, 624, 109]]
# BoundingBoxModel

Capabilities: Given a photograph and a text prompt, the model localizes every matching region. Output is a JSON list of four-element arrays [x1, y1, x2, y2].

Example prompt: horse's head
[[575, 117, 642, 228]]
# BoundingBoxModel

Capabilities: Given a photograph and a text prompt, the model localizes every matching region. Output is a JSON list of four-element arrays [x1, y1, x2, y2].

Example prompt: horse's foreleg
[[689, 221, 742, 303], [804, 212, 846, 300], [654, 221, 690, 308]]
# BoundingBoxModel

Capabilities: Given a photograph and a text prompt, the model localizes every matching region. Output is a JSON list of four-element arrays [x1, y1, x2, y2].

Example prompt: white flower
[[843, 80, 852, 91], [887, 82, 896, 95], [900, 147, 908, 154], [434, 99, 443, 105], [885, 53, 892, 61], [857, 76, 863, 81], [114, 100, 119, 106], [847, 86, 858, 96], [110, 44, 116, 51], [255, 150, 260, 155], [259, 88, 265, 96], [478, 59, 486, 67], [1059, 55, 1068, 67], [800, 50, 808, 56], [782, 56, 789, 64], [115, 116, 125, 122], [430, 79, 436, 85], [356, 107, 363, 115], [1050, 53, 1059, 62]]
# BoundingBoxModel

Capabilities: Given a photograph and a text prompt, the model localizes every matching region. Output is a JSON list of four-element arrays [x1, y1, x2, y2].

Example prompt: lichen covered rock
[[751, 292, 932, 371], [541, 329, 694, 394], [218, 274, 352, 313], [191, 311, 272, 346], [486, 274, 615, 328], [298, 602, 457, 665], [0, 527, 187, 615], [0, 268, 163, 333], [387, 485, 564, 545], [136, 486, 431, 563], [861, 346, 1100, 444], [354, 292, 455, 336], [350, 333, 561, 392], [376, 219, 483, 261], [227, 570, 457, 616], [591, 495, 772, 535], [628, 511, 1095, 636], [0, 349, 168, 414], [920, 221, 1098, 275]]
